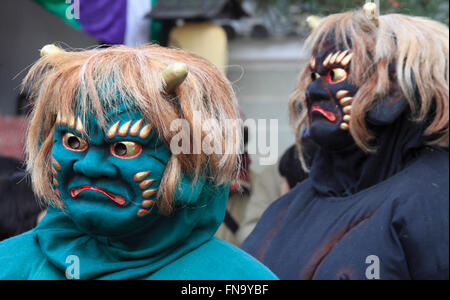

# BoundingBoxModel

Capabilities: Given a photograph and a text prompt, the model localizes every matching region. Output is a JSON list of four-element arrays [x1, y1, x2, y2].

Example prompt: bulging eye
[[63, 133, 88, 152], [328, 68, 348, 84], [111, 141, 142, 159], [311, 72, 321, 81]]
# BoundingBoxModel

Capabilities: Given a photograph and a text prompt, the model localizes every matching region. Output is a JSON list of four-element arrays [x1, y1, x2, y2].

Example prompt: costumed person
[[0, 44, 277, 280], [242, 3, 449, 280], [278, 144, 314, 196]]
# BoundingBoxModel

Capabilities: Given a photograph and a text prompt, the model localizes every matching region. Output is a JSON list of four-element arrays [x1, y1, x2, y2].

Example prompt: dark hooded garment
[[241, 108, 449, 280]]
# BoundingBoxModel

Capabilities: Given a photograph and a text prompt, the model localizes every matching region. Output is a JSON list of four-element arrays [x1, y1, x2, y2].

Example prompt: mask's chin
[[61, 189, 159, 238], [308, 104, 354, 151]]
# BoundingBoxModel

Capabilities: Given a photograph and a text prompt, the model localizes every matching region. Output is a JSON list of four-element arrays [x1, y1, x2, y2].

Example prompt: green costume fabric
[[34, 0, 81, 30], [0, 107, 277, 280], [0, 196, 276, 279]]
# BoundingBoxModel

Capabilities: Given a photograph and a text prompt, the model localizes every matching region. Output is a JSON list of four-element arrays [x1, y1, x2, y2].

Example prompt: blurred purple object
[[79, 0, 127, 44]]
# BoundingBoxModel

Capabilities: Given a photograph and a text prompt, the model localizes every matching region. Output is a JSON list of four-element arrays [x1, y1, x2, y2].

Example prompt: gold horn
[[162, 62, 188, 95], [306, 16, 322, 30], [40, 44, 65, 57], [363, 1, 380, 27]]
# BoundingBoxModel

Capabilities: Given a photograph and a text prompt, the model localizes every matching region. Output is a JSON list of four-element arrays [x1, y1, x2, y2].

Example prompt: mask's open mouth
[[70, 186, 126, 206], [311, 105, 337, 122]]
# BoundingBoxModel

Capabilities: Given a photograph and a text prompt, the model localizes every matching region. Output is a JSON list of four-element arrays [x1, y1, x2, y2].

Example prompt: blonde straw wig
[[22, 44, 241, 215], [290, 11, 449, 155]]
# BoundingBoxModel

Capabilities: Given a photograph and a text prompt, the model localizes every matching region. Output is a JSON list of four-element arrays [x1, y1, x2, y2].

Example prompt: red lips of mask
[[311, 106, 337, 122], [70, 186, 126, 205]]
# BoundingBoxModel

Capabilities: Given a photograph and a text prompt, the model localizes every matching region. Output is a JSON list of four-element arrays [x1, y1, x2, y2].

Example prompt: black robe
[[241, 111, 449, 280]]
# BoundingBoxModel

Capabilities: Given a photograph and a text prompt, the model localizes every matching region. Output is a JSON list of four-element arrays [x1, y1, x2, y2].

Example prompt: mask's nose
[[73, 147, 118, 179], [306, 79, 330, 104]]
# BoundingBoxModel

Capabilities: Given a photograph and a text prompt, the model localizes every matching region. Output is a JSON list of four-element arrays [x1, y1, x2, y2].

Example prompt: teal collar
[[35, 178, 229, 279]]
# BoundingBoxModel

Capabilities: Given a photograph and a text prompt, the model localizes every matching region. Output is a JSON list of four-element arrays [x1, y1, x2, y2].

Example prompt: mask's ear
[[366, 63, 409, 126]]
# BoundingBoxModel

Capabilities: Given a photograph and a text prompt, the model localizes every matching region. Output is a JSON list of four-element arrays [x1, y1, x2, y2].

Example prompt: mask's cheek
[[50, 141, 83, 203], [174, 175, 205, 207], [110, 146, 171, 216], [328, 78, 356, 104], [325, 79, 358, 129]]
